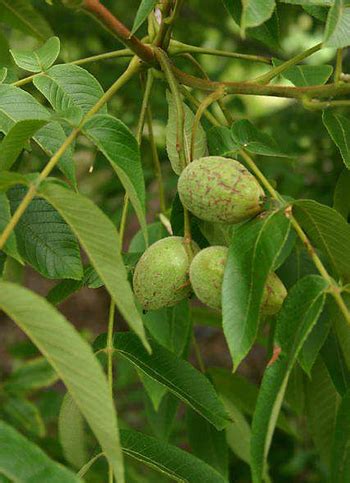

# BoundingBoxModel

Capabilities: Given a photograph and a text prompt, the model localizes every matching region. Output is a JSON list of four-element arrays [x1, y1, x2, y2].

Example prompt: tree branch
[[82, 0, 155, 64], [173, 67, 350, 99]]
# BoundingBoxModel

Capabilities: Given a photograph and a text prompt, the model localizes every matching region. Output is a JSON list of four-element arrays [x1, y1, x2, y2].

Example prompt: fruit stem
[[155, 47, 187, 169], [146, 95, 167, 214], [191, 88, 226, 161]]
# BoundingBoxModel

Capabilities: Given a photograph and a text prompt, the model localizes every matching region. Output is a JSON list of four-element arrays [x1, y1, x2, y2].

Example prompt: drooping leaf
[[2, 395, 45, 438], [187, 409, 229, 478], [323, 110, 350, 169], [131, 0, 157, 34], [0, 119, 47, 171], [324, 0, 350, 48], [33, 64, 106, 116], [120, 428, 227, 483], [4, 357, 58, 393], [0, 421, 80, 482], [38, 180, 149, 350], [10, 37, 60, 73], [272, 59, 333, 86], [293, 199, 350, 280], [223, 210, 291, 369], [166, 92, 207, 175], [331, 387, 350, 481], [0, 0, 53, 40], [0, 281, 124, 482], [83, 114, 147, 242], [232, 120, 291, 157], [306, 357, 339, 468], [251, 275, 327, 483], [8, 186, 83, 280], [94, 332, 230, 430], [58, 394, 88, 469]]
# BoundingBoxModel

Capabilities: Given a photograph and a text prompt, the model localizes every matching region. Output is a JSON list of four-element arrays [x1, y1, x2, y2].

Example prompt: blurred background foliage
[[1, 1, 349, 481]]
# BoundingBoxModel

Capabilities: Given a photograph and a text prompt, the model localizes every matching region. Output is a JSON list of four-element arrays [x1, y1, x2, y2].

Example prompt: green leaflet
[[58, 394, 88, 469], [223, 210, 291, 369], [293, 199, 350, 280], [186, 409, 229, 478], [38, 180, 149, 350], [0, 84, 75, 184], [4, 357, 58, 393], [0, 282, 124, 482], [8, 186, 83, 281], [272, 59, 333, 86], [0, 192, 20, 261], [166, 92, 207, 175], [94, 332, 230, 430], [83, 114, 147, 243], [323, 110, 350, 170], [33, 64, 107, 116], [120, 428, 227, 483], [0, 119, 47, 171], [131, 0, 157, 34], [324, 0, 350, 48], [331, 388, 350, 481], [0, 421, 80, 482], [251, 275, 327, 482], [306, 357, 339, 468], [0, 0, 53, 40], [10, 37, 60, 73]]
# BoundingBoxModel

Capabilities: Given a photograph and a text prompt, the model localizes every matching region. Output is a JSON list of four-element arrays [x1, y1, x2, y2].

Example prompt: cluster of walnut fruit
[[133, 156, 287, 314]]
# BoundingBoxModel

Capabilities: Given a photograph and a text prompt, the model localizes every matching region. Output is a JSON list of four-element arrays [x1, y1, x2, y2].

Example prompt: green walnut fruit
[[190, 246, 286, 314], [261, 272, 287, 316], [178, 156, 265, 224], [133, 236, 199, 311], [189, 246, 228, 310]]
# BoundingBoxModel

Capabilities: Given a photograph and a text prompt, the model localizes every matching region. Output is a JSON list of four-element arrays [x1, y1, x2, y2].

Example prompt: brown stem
[[82, 0, 155, 64]]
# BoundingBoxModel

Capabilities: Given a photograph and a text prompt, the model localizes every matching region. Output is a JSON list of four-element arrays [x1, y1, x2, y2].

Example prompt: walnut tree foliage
[[0, 0, 350, 482]]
